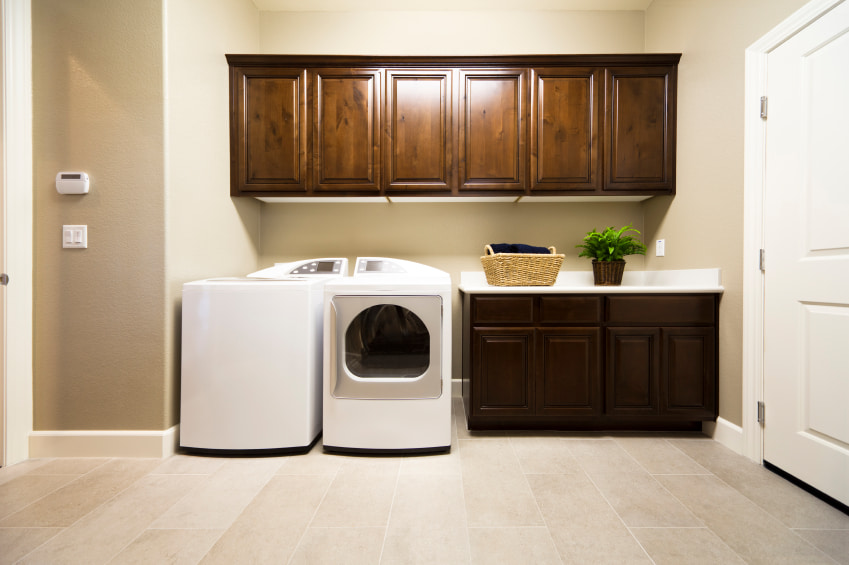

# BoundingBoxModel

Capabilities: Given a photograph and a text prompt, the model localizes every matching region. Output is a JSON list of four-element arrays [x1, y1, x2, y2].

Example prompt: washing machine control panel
[[356, 259, 407, 274], [288, 259, 345, 275]]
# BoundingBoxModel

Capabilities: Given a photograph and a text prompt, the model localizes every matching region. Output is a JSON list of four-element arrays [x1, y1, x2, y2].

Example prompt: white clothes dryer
[[180, 258, 347, 454], [323, 257, 451, 453]]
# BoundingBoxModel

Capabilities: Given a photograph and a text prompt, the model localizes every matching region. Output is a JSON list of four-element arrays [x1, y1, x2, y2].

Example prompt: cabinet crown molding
[[226, 53, 682, 68]]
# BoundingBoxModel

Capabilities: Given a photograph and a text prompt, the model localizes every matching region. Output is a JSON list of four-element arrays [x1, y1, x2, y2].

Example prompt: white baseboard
[[703, 417, 744, 455], [29, 426, 180, 458]]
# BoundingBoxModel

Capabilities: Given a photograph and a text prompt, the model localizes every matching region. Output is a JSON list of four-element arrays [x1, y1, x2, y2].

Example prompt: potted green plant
[[576, 224, 647, 285]]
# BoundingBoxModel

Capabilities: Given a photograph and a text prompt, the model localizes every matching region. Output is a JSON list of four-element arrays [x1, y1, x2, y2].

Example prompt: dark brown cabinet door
[[606, 327, 661, 415], [459, 69, 527, 192], [472, 328, 534, 417], [530, 68, 600, 192], [385, 70, 454, 192], [604, 66, 677, 193], [537, 328, 602, 417], [661, 328, 717, 418], [312, 69, 381, 192], [230, 67, 308, 195]]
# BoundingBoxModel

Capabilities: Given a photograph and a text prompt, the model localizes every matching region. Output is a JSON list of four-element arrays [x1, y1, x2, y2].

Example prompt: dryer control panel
[[289, 259, 345, 275], [356, 258, 407, 274], [248, 258, 348, 279]]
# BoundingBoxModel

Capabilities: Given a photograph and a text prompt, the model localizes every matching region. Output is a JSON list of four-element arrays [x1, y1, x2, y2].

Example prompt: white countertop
[[459, 268, 724, 294]]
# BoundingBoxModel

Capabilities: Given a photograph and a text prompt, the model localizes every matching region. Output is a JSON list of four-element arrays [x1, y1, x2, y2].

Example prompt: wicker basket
[[481, 245, 564, 286]]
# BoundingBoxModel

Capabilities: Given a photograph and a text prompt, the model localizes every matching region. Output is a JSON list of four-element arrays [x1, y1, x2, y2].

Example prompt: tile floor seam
[[454, 440, 474, 565], [0, 476, 76, 523], [581, 469, 660, 565], [376, 461, 402, 565], [102, 467, 223, 564], [6, 528, 64, 565], [687, 462, 848, 559], [661, 471, 842, 564], [640, 465, 708, 530], [284, 460, 342, 565], [9, 460, 153, 551], [612, 436, 664, 476], [508, 437, 564, 565]]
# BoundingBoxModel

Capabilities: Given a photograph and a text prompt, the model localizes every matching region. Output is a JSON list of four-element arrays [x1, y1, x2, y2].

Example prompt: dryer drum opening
[[345, 304, 430, 379]]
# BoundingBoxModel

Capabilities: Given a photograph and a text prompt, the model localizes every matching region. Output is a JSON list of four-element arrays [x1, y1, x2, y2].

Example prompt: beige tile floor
[[2, 396, 848, 564]]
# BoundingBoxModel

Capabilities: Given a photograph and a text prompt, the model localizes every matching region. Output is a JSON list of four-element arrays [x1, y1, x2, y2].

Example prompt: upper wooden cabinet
[[385, 69, 454, 192], [530, 67, 600, 192], [459, 69, 527, 191], [229, 67, 308, 193], [312, 68, 382, 193], [226, 54, 680, 199], [604, 65, 677, 193]]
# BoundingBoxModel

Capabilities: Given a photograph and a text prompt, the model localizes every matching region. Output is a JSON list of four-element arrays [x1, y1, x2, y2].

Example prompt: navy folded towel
[[490, 243, 551, 254]]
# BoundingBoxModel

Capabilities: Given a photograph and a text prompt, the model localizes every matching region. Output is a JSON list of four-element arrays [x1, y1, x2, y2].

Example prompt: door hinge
[[760, 96, 768, 119], [0, 273, 8, 286], [757, 401, 765, 424], [759, 249, 766, 272]]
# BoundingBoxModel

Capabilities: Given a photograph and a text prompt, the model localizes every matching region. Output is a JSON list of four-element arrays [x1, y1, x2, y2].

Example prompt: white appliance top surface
[[184, 276, 333, 289], [459, 268, 724, 294]]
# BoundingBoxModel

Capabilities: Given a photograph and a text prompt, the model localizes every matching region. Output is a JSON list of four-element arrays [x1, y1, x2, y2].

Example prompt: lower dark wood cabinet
[[537, 328, 602, 417], [472, 329, 534, 416], [462, 292, 719, 430]]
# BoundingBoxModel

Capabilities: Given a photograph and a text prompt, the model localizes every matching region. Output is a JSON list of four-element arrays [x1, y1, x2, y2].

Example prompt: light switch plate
[[63, 225, 87, 249], [656, 239, 665, 257]]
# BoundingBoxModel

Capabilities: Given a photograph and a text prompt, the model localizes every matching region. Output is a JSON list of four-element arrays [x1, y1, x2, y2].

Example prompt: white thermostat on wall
[[55, 172, 90, 194]]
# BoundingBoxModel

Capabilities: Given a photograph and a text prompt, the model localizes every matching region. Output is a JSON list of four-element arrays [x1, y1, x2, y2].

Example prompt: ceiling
[[252, 0, 655, 11]]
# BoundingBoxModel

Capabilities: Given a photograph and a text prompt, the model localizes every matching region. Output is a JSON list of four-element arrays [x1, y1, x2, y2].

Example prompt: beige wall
[[32, 0, 262, 432], [164, 0, 261, 426], [643, 0, 808, 426], [33, 0, 167, 430], [260, 10, 645, 54]]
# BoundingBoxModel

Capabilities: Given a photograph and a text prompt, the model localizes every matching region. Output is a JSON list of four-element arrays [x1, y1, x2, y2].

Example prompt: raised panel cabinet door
[[312, 68, 381, 192], [472, 328, 534, 416], [530, 68, 600, 192], [661, 328, 717, 419], [385, 70, 454, 192], [231, 67, 308, 195], [606, 327, 660, 415], [459, 69, 527, 192], [604, 66, 677, 193], [537, 328, 602, 417]]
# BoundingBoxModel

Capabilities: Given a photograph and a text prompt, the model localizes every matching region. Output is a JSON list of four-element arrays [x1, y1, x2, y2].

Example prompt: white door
[[763, 0, 849, 507]]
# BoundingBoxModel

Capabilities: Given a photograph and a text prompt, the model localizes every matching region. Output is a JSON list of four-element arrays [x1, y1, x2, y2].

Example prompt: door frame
[[742, 0, 844, 463], [1, 0, 33, 466]]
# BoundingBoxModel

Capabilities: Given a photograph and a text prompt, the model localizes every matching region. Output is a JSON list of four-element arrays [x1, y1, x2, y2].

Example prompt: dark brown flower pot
[[592, 260, 625, 286]]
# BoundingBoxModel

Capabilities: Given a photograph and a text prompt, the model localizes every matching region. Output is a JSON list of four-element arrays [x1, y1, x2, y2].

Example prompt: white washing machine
[[323, 257, 451, 453], [180, 258, 347, 454]]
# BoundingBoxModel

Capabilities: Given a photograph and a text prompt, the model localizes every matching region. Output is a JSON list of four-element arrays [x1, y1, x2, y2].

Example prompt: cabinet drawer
[[607, 295, 715, 325], [540, 296, 603, 324], [472, 296, 535, 324]]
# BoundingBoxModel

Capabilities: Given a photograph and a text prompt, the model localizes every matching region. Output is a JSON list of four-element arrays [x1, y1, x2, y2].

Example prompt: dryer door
[[330, 295, 443, 399]]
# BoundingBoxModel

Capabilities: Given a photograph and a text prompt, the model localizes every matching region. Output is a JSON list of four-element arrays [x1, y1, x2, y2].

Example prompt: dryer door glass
[[345, 305, 430, 378], [330, 295, 443, 399]]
